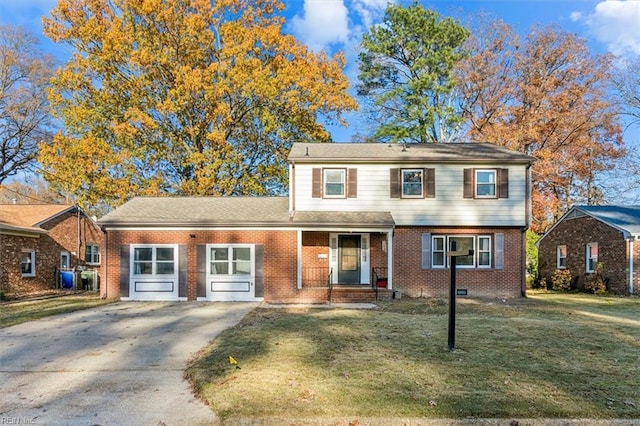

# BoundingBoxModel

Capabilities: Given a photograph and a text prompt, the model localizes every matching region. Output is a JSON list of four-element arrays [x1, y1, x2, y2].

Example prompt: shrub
[[551, 269, 572, 291], [584, 262, 607, 295]]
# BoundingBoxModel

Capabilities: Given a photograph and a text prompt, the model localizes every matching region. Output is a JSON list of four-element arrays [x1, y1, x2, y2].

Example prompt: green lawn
[[186, 291, 640, 422], [0, 293, 113, 328]]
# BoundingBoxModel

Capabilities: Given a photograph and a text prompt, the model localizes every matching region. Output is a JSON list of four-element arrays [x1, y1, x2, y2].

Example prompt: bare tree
[[0, 25, 55, 182]]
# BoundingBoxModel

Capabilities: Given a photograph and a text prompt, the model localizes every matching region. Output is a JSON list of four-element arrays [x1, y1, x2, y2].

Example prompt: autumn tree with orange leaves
[[458, 20, 624, 233], [40, 0, 356, 211]]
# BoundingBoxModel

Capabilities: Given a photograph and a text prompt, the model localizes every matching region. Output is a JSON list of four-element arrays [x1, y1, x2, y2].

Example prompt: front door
[[338, 235, 361, 284]]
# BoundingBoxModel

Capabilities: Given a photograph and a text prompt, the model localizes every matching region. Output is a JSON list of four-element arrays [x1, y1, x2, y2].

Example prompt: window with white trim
[[132, 245, 176, 276], [478, 236, 492, 268], [431, 235, 494, 268], [323, 169, 345, 198], [21, 250, 36, 277], [85, 244, 101, 265], [557, 245, 567, 269], [402, 169, 423, 197], [209, 245, 253, 275], [432, 236, 446, 268], [475, 170, 497, 198], [586, 243, 598, 273]]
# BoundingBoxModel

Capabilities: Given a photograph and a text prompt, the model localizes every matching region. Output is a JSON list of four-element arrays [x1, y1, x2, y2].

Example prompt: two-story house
[[98, 142, 533, 302], [0, 204, 103, 296]]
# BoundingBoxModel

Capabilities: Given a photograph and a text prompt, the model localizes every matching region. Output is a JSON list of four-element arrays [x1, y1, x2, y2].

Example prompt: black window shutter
[[499, 169, 509, 198], [425, 168, 435, 198], [390, 168, 400, 198], [463, 169, 474, 198], [196, 245, 206, 298], [119, 245, 130, 298], [179, 245, 188, 298], [347, 168, 357, 198], [312, 168, 322, 198]]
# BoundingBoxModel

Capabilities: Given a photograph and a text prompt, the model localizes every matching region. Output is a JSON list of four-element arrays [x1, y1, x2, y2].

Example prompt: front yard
[[186, 291, 640, 422]]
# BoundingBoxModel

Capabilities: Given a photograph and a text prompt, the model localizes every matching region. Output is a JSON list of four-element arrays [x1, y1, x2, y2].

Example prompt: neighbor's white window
[[402, 169, 423, 197], [209, 245, 253, 276], [85, 244, 101, 265], [132, 245, 177, 276], [557, 245, 567, 269], [323, 169, 345, 198], [21, 250, 36, 277], [586, 243, 598, 273], [475, 170, 497, 198]]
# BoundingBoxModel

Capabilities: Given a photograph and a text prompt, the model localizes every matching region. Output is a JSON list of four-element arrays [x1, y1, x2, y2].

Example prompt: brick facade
[[0, 210, 103, 295], [105, 227, 525, 302], [394, 227, 525, 298], [538, 216, 630, 294]]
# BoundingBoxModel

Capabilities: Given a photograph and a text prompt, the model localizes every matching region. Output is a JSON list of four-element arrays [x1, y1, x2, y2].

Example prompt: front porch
[[298, 230, 394, 303]]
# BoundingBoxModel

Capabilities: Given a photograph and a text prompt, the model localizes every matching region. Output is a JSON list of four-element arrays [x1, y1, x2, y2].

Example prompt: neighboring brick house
[[537, 205, 640, 295], [0, 204, 103, 295], [98, 142, 533, 303]]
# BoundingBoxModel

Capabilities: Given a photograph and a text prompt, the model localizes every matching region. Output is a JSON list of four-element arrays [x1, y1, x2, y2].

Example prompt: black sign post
[[448, 241, 473, 352]]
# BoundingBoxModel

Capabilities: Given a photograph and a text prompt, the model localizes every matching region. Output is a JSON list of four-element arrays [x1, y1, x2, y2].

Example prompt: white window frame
[[586, 243, 598, 273], [208, 245, 255, 276], [85, 244, 101, 265], [21, 249, 36, 277], [475, 169, 497, 198], [557, 245, 567, 269], [477, 236, 492, 268], [431, 235, 493, 269], [432, 236, 446, 268], [323, 168, 346, 198], [131, 245, 178, 277], [402, 169, 423, 198], [61, 251, 71, 270]]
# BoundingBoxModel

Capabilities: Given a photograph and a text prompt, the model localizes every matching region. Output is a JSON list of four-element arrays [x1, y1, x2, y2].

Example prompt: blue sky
[[1, 0, 639, 142]]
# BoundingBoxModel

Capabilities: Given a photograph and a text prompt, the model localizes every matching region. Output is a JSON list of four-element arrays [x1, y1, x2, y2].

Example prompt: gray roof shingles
[[576, 205, 640, 236], [288, 142, 534, 163], [98, 196, 395, 228]]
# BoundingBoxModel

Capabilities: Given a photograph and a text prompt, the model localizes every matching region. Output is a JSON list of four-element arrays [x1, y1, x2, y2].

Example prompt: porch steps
[[330, 286, 377, 303]]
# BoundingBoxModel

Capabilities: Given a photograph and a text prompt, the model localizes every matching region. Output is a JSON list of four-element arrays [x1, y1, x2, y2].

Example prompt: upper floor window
[[586, 243, 598, 273], [312, 168, 357, 199], [324, 169, 345, 198], [21, 249, 36, 277], [390, 168, 435, 199], [557, 245, 567, 269], [476, 170, 496, 198], [132, 245, 176, 276], [464, 168, 509, 199], [85, 244, 101, 265], [402, 169, 423, 197]]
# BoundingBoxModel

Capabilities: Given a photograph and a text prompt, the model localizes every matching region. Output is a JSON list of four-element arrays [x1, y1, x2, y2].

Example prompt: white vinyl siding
[[293, 164, 528, 227]]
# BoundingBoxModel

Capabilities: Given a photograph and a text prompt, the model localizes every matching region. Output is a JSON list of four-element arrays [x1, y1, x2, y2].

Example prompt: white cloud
[[351, 0, 389, 29], [573, 0, 640, 56], [289, 0, 350, 52]]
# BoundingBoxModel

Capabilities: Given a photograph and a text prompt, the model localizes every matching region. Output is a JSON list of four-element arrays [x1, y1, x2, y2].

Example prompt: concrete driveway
[[0, 301, 258, 425]]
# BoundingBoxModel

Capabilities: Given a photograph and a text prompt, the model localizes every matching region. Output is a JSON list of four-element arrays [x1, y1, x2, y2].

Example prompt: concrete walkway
[[0, 301, 258, 426]]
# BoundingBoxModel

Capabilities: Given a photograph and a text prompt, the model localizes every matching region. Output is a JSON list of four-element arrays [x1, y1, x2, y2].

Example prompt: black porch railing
[[371, 266, 388, 301]]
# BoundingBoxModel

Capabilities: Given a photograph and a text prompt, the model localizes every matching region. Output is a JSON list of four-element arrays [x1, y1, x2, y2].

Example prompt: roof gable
[[0, 204, 76, 233]]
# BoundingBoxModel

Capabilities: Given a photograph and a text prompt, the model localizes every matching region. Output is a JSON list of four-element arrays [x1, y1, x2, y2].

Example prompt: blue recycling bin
[[61, 271, 74, 289]]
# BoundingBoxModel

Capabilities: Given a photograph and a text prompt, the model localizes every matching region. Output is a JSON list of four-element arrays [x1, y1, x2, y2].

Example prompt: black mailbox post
[[448, 241, 473, 352]]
